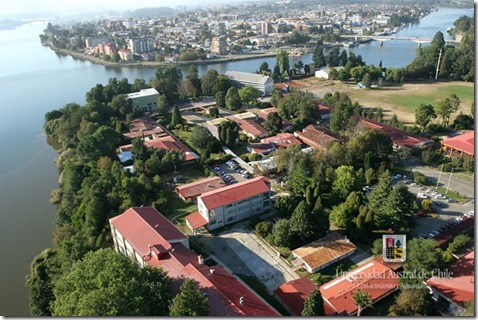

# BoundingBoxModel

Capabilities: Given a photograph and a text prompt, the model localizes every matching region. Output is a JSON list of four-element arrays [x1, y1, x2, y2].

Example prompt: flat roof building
[[125, 88, 160, 112], [225, 71, 274, 94]]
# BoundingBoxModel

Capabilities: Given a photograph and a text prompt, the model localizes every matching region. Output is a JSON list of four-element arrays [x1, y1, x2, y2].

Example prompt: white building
[[315, 67, 344, 80], [225, 71, 274, 94], [127, 37, 155, 54], [192, 177, 271, 230], [125, 88, 160, 112]]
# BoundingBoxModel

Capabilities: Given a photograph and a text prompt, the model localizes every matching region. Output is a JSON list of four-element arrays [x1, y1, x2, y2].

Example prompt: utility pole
[[446, 167, 453, 194], [436, 163, 444, 189], [435, 48, 442, 80]]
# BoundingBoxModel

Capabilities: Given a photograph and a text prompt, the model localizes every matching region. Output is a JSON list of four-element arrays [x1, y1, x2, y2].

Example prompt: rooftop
[[292, 232, 357, 272], [125, 87, 159, 99], [225, 71, 272, 85], [274, 277, 318, 316], [175, 176, 226, 200], [234, 118, 269, 137], [261, 132, 302, 149], [426, 251, 474, 307], [320, 260, 399, 315], [441, 130, 474, 157], [295, 124, 343, 149], [198, 176, 270, 210]]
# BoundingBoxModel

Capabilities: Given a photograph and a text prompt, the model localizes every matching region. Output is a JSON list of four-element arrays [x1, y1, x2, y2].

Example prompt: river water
[[0, 7, 473, 315]]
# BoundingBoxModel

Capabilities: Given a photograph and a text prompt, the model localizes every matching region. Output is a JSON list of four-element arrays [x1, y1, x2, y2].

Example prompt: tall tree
[[313, 45, 327, 69], [156, 94, 169, 116], [415, 103, 437, 130], [301, 288, 325, 316], [352, 290, 372, 316], [150, 66, 183, 104], [326, 47, 340, 67], [376, 183, 417, 232], [239, 86, 260, 104], [332, 165, 363, 200], [263, 112, 283, 134], [225, 87, 242, 110], [51, 249, 172, 316], [200, 69, 219, 95], [339, 49, 348, 67], [171, 104, 183, 127], [389, 288, 434, 316], [436, 94, 460, 126], [169, 279, 209, 316], [276, 50, 290, 74], [289, 200, 315, 241], [215, 91, 226, 108]]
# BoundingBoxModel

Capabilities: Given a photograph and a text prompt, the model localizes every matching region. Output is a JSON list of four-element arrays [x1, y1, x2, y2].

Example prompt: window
[[227, 216, 235, 222], [209, 220, 216, 225], [226, 203, 233, 208]]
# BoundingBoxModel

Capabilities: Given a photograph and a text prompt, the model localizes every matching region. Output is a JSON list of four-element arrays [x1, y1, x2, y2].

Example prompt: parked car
[[410, 182, 418, 187], [416, 210, 428, 217], [426, 188, 433, 193], [434, 201, 446, 208], [417, 193, 428, 199], [427, 232, 436, 238], [446, 198, 457, 203], [466, 210, 474, 217]]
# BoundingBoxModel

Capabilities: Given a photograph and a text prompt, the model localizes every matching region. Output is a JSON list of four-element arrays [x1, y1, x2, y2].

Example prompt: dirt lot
[[295, 78, 474, 124]]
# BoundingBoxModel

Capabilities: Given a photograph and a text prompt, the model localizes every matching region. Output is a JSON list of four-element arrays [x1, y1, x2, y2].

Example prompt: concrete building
[[96, 42, 116, 55], [85, 36, 111, 48], [127, 37, 155, 54], [211, 35, 227, 55], [109, 207, 280, 316], [189, 177, 272, 231], [225, 71, 274, 94], [175, 176, 226, 203], [125, 88, 160, 112], [118, 48, 133, 61], [259, 21, 271, 35], [315, 66, 344, 80], [215, 22, 226, 36]]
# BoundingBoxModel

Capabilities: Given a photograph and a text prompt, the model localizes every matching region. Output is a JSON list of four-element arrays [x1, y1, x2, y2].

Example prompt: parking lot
[[210, 159, 253, 185]]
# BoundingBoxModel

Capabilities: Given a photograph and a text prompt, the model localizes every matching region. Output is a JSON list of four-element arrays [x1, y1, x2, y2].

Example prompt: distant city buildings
[[210, 36, 227, 55]]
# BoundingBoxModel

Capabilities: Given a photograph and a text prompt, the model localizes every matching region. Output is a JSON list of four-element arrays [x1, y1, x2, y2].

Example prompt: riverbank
[[49, 45, 278, 68]]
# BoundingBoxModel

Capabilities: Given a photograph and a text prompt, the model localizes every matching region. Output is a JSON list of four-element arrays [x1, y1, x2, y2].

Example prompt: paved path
[[221, 145, 255, 173]]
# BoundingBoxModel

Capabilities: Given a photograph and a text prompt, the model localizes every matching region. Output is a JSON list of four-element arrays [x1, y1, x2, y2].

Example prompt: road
[[410, 165, 474, 199]]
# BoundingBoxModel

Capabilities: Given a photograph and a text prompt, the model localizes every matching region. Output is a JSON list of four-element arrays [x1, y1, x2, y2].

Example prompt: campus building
[[187, 177, 271, 231], [225, 71, 274, 94], [125, 88, 160, 112]]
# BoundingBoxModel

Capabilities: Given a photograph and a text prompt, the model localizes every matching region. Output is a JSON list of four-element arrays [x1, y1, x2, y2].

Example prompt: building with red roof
[[256, 107, 293, 131], [426, 251, 474, 315], [248, 133, 302, 155], [196, 177, 271, 230], [356, 116, 433, 149], [319, 260, 400, 316], [109, 207, 280, 316], [119, 116, 199, 163], [175, 176, 226, 203], [234, 118, 269, 139], [318, 103, 334, 119], [441, 130, 474, 158], [275, 277, 336, 316], [295, 125, 344, 150]]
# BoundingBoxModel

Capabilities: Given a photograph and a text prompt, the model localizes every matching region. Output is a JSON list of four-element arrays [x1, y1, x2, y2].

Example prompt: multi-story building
[[96, 42, 116, 55], [109, 207, 280, 316], [192, 177, 271, 230], [215, 22, 226, 36], [225, 71, 274, 94], [118, 48, 133, 61], [85, 36, 111, 49], [125, 88, 160, 112], [210, 35, 227, 55], [259, 21, 271, 35], [127, 37, 155, 54]]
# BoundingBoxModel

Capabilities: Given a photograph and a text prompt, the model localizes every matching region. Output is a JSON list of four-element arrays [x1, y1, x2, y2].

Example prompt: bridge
[[20, 18, 53, 24], [341, 34, 460, 46]]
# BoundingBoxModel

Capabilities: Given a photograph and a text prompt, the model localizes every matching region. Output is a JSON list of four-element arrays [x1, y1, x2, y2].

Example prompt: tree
[[332, 166, 363, 200], [313, 45, 326, 69], [270, 219, 291, 247], [255, 221, 273, 238], [190, 126, 219, 155], [213, 75, 231, 95], [326, 47, 340, 67], [239, 86, 260, 104], [156, 94, 169, 116], [453, 112, 473, 130], [331, 191, 363, 228], [215, 91, 226, 108], [201, 69, 219, 95], [263, 112, 283, 134], [225, 87, 242, 110], [415, 103, 436, 130], [361, 73, 371, 88], [301, 288, 325, 316], [51, 249, 172, 316], [274, 196, 296, 218], [288, 158, 309, 195], [290, 200, 315, 241], [436, 94, 460, 126], [169, 279, 209, 316], [352, 290, 372, 316], [171, 104, 183, 127], [339, 49, 348, 67], [348, 129, 393, 166], [403, 238, 444, 285], [369, 170, 392, 215], [376, 184, 417, 232], [209, 106, 220, 118], [389, 288, 433, 316], [26, 249, 57, 316], [328, 67, 339, 81], [218, 120, 239, 147], [270, 87, 283, 107], [276, 50, 290, 74], [150, 66, 183, 104], [258, 62, 270, 74]]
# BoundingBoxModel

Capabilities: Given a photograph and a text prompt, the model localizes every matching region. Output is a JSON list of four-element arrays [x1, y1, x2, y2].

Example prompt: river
[[0, 7, 473, 315]]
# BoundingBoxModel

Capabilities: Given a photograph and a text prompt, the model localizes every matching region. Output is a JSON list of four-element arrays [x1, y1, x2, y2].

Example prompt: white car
[[465, 210, 474, 218], [417, 193, 429, 199], [426, 188, 433, 193]]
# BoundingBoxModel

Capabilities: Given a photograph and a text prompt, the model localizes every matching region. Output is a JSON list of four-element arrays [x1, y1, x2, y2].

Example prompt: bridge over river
[[341, 34, 460, 46]]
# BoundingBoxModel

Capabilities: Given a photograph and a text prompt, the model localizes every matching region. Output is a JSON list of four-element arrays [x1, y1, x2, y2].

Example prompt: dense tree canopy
[[169, 279, 209, 316], [301, 288, 325, 316], [51, 249, 172, 316]]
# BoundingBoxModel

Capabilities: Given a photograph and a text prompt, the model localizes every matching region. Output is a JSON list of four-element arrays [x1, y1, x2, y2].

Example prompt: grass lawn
[[306, 258, 358, 286], [434, 186, 469, 202], [236, 274, 291, 316], [165, 193, 198, 217], [382, 94, 441, 111], [179, 164, 206, 183]]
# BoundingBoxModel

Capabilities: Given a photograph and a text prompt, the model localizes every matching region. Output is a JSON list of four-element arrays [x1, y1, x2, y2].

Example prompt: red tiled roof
[[261, 133, 302, 148], [198, 177, 270, 210], [441, 131, 474, 156], [176, 176, 226, 200], [145, 136, 198, 161], [426, 251, 474, 306], [296, 125, 343, 149], [249, 143, 276, 154], [256, 108, 292, 128], [109, 207, 188, 256], [274, 277, 317, 316], [185, 211, 209, 230], [357, 116, 433, 148], [234, 118, 269, 137], [111, 208, 279, 316], [320, 260, 399, 315], [318, 103, 334, 115]]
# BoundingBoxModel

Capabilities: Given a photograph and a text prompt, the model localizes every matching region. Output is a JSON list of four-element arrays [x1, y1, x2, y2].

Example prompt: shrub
[[255, 221, 273, 238]]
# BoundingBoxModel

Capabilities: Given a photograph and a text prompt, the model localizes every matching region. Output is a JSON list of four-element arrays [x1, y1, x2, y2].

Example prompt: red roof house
[[426, 251, 474, 314], [248, 133, 302, 154], [319, 260, 400, 316], [295, 125, 344, 149], [441, 130, 474, 158], [109, 207, 280, 316], [175, 176, 226, 203], [234, 118, 269, 139]]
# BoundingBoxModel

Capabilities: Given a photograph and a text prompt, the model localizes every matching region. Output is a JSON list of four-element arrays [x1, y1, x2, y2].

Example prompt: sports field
[[299, 79, 474, 124]]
